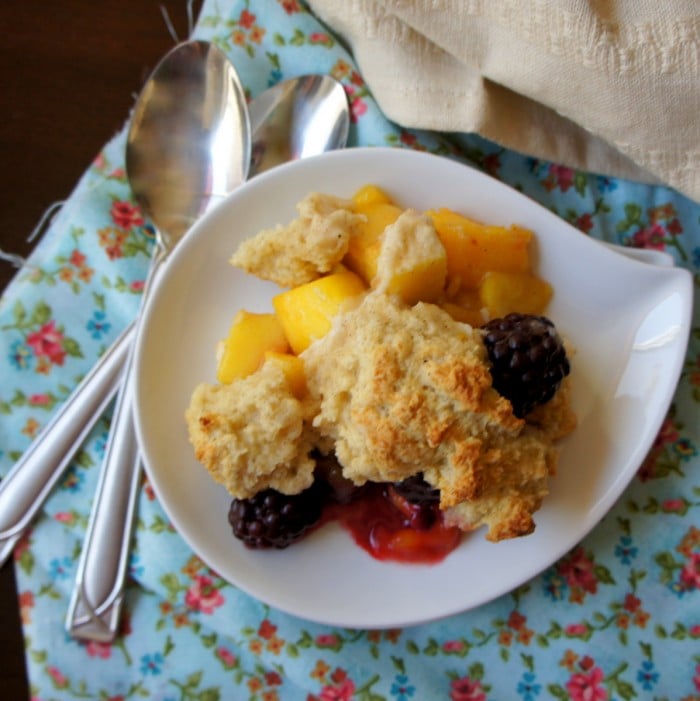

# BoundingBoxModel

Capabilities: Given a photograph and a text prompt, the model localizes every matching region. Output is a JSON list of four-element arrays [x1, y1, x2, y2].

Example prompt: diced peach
[[426, 208, 532, 289], [382, 259, 446, 305], [343, 202, 403, 284], [272, 268, 367, 353], [478, 271, 553, 318], [374, 211, 447, 305], [264, 351, 307, 398], [440, 287, 486, 326], [216, 311, 290, 384], [352, 184, 394, 209], [440, 302, 485, 327]]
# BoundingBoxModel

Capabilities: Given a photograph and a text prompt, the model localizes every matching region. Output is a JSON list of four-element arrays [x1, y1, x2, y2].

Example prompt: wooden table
[[0, 2, 202, 695]]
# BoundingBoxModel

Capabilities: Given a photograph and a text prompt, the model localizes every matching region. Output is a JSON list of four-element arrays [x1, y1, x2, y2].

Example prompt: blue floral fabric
[[1, 1, 698, 699]]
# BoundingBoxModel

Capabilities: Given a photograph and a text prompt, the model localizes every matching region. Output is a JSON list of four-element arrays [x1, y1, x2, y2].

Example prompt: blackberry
[[392, 474, 440, 505], [228, 485, 324, 549], [481, 313, 570, 418], [313, 451, 361, 504], [388, 474, 441, 530]]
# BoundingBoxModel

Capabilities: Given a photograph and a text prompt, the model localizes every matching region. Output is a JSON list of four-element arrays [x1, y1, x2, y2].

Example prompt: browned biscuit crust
[[230, 192, 363, 287], [185, 361, 317, 499]]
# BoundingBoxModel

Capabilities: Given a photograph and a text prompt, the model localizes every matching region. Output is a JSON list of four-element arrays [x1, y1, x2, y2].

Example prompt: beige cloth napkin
[[309, 0, 700, 201]]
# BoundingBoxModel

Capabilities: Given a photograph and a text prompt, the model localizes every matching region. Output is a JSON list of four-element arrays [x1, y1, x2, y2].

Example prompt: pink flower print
[[309, 32, 333, 47], [19, 591, 34, 624], [215, 646, 237, 669], [667, 217, 682, 235], [184, 575, 224, 614], [350, 97, 368, 122], [662, 498, 687, 514], [28, 393, 51, 406], [344, 86, 367, 123], [349, 70, 364, 87], [26, 321, 66, 366], [551, 164, 575, 191], [442, 639, 468, 654], [680, 552, 700, 591], [47, 666, 69, 689], [54, 511, 75, 525], [450, 676, 487, 701], [622, 593, 641, 612], [239, 9, 256, 28], [69, 249, 86, 267], [575, 212, 594, 233], [280, 0, 302, 13], [110, 200, 144, 229], [565, 623, 588, 638], [130, 279, 145, 293], [631, 222, 666, 251], [265, 671, 283, 686], [258, 619, 277, 640], [315, 633, 341, 649], [319, 678, 356, 701], [558, 547, 599, 595], [507, 610, 527, 631], [19, 591, 34, 608], [86, 640, 112, 658], [565, 666, 607, 701], [542, 163, 575, 192]]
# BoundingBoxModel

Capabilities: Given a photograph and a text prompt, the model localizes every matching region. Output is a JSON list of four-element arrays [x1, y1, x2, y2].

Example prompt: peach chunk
[[216, 311, 290, 384], [426, 208, 532, 290], [440, 288, 486, 327], [374, 210, 447, 305], [263, 351, 307, 398], [352, 184, 394, 209], [344, 186, 402, 285], [478, 271, 553, 318], [273, 268, 367, 354]]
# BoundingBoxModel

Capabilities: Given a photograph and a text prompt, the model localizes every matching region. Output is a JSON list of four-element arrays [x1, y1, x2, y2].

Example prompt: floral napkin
[[1, 1, 698, 699]]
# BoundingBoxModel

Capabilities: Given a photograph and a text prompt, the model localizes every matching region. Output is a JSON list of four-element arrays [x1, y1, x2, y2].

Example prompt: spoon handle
[[65, 254, 163, 642], [0, 323, 134, 566], [65, 345, 141, 642]]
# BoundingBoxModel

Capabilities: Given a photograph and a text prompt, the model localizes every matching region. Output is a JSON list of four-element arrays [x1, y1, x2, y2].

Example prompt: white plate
[[133, 147, 693, 628]]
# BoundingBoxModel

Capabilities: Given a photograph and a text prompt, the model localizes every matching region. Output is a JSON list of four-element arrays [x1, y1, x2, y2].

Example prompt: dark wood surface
[[0, 2, 202, 696]]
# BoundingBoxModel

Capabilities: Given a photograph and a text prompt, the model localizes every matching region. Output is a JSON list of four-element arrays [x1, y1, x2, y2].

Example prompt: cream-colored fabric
[[308, 0, 700, 201]]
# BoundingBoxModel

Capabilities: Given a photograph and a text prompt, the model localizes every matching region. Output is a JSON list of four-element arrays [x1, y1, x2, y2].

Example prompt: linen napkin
[[308, 0, 700, 202], [1, 0, 699, 699]]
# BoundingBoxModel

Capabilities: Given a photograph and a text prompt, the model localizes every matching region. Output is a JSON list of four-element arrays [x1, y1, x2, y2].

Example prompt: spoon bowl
[[249, 75, 349, 177], [126, 39, 250, 247]]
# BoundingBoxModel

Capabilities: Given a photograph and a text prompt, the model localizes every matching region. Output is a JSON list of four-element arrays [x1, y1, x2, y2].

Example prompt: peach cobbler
[[185, 186, 576, 563]]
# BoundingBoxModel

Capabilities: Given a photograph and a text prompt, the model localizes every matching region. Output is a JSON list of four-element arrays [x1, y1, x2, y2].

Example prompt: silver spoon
[[0, 51, 350, 569], [61, 39, 250, 641], [0, 41, 249, 566], [64, 72, 350, 642]]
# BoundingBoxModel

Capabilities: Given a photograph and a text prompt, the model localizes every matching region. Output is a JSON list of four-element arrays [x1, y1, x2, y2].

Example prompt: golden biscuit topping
[[186, 187, 576, 544]]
